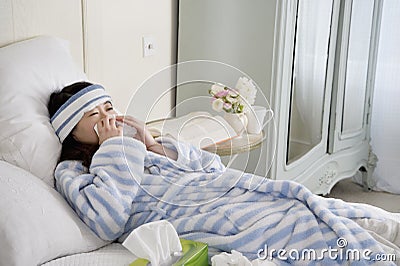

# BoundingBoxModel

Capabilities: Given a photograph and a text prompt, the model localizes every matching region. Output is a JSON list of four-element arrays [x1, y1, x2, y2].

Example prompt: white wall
[[369, 0, 400, 194], [84, 0, 178, 121], [0, 0, 83, 67], [175, 0, 278, 176]]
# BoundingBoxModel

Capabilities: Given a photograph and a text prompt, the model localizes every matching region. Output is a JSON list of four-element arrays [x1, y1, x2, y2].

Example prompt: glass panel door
[[287, 0, 334, 164], [341, 0, 374, 135], [331, 0, 380, 153]]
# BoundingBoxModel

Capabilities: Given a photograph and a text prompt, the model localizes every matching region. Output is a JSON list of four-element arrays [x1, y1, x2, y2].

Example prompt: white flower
[[209, 78, 257, 114], [211, 98, 224, 112], [210, 83, 225, 95], [235, 77, 257, 105]]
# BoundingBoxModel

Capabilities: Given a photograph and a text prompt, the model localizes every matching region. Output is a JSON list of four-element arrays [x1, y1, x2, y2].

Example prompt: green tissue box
[[129, 238, 208, 266]]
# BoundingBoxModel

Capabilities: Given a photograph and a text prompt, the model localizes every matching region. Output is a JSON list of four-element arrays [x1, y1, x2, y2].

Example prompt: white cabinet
[[176, 0, 382, 194]]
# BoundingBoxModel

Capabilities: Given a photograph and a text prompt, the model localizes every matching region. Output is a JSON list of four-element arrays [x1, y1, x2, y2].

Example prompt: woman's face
[[72, 101, 117, 144]]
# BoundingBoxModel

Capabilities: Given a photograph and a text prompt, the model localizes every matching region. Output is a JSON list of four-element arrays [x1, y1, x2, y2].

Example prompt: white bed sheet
[[41, 203, 400, 266], [42, 243, 137, 266]]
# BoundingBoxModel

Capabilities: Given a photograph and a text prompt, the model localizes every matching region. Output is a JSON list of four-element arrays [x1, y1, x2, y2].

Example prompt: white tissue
[[211, 250, 277, 266], [211, 250, 252, 266], [122, 220, 182, 266], [93, 121, 137, 137], [94, 124, 99, 135]]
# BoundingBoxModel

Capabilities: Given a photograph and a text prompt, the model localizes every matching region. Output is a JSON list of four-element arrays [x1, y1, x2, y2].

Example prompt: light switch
[[142, 36, 156, 57]]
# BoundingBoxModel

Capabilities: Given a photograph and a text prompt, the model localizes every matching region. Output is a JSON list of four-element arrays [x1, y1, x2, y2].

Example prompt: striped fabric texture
[[55, 136, 397, 265]]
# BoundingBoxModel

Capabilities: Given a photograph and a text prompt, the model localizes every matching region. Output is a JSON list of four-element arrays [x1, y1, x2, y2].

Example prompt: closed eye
[[89, 112, 99, 117], [105, 102, 114, 112]]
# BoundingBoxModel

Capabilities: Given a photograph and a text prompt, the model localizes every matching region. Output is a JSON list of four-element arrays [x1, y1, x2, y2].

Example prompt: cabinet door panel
[[274, 0, 340, 187], [342, 0, 374, 135], [287, 0, 334, 164], [333, 0, 378, 152]]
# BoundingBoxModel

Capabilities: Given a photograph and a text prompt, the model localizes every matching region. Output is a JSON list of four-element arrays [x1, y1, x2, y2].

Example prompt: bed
[[0, 35, 138, 266], [0, 2, 141, 264], [0, 35, 399, 266], [1, 3, 400, 266]]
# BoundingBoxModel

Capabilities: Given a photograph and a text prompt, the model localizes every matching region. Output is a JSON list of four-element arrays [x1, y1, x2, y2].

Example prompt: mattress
[[41, 243, 137, 266]]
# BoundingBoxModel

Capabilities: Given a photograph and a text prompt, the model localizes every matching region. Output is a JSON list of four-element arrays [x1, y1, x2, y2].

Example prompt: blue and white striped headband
[[51, 84, 112, 143]]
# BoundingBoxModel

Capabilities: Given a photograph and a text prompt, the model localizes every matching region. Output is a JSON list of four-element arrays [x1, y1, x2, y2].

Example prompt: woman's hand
[[116, 116, 157, 149], [115, 115, 177, 160], [97, 115, 122, 145]]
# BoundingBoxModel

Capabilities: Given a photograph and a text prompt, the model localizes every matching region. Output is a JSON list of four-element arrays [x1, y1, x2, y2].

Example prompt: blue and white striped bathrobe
[[55, 136, 397, 265]]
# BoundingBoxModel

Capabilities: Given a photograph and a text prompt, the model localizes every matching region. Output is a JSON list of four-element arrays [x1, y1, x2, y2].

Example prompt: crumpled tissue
[[211, 250, 277, 266], [211, 250, 252, 266], [122, 220, 182, 266]]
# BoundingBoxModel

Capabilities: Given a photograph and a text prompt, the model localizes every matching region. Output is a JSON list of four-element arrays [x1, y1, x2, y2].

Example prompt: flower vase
[[224, 112, 248, 135]]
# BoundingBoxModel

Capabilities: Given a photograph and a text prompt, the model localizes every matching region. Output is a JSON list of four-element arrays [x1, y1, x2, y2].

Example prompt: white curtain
[[292, 0, 333, 145], [369, 0, 400, 194]]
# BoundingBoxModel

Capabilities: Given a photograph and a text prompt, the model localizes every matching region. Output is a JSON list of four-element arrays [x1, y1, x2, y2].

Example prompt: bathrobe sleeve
[[154, 136, 226, 173], [54, 136, 147, 241]]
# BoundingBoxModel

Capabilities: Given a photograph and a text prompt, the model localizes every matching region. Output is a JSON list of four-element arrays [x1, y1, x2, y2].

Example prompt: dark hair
[[48, 81, 99, 168]]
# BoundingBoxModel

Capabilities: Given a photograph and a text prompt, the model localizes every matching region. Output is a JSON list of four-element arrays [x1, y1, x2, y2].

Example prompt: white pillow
[[0, 160, 109, 266], [0, 36, 87, 186]]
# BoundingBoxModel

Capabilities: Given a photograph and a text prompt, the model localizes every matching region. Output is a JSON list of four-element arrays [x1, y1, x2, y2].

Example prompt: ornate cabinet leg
[[361, 148, 378, 191]]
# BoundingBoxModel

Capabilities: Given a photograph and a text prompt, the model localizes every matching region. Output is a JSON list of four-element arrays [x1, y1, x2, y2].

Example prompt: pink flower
[[209, 78, 256, 114], [224, 102, 232, 109], [215, 90, 229, 98]]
